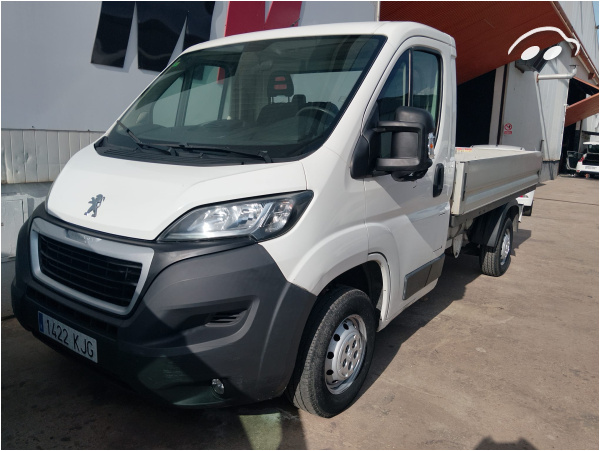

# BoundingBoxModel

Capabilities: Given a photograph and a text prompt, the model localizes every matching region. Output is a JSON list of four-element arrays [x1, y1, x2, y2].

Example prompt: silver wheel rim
[[500, 229, 511, 265], [324, 314, 367, 394]]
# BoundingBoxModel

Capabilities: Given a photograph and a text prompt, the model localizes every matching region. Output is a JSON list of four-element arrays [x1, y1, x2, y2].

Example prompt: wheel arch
[[468, 200, 520, 249], [317, 254, 389, 323]]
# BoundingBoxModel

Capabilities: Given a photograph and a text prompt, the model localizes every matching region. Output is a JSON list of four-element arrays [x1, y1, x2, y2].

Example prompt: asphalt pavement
[[2, 175, 598, 449]]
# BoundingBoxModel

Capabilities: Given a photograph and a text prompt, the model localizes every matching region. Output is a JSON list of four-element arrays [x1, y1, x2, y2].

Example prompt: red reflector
[[274, 84, 287, 90], [275, 76, 286, 82]]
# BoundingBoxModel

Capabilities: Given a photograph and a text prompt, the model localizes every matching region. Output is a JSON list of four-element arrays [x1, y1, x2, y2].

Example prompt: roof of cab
[[182, 21, 455, 55]]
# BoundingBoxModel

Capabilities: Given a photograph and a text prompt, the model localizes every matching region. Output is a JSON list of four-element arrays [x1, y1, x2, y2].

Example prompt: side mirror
[[375, 106, 434, 180]]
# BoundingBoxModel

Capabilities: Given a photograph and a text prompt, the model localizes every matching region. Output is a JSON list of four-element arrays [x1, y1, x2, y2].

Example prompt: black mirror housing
[[375, 106, 434, 179]]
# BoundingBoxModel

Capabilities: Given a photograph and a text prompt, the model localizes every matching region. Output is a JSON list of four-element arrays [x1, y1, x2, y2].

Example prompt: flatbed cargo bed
[[451, 145, 542, 222]]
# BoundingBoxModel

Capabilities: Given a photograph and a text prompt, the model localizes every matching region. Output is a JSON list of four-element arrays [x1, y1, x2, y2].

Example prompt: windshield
[[99, 35, 385, 164]]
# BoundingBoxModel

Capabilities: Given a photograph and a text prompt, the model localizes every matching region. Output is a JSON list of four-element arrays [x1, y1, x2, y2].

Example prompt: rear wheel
[[286, 285, 376, 417], [480, 218, 513, 277]]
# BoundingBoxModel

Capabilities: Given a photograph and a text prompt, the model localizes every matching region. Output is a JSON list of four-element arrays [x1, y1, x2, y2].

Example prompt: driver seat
[[257, 72, 305, 125]]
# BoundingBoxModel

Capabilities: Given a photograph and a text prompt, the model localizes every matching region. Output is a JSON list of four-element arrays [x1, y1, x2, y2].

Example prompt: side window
[[412, 51, 441, 127], [378, 51, 409, 121], [375, 49, 442, 157]]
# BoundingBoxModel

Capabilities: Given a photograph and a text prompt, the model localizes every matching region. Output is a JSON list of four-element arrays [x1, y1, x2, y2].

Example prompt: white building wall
[[494, 37, 596, 181], [1, 1, 159, 185], [1, 1, 158, 132], [298, 1, 376, 27], [582, 113, 599, 133], [501, 41, 579, 160], [557, 2, 599, 139], [500, 67, 546, 153], [536, 41, 575, 159], [558, 1, 599, 75], [1, 129, 104, 184]]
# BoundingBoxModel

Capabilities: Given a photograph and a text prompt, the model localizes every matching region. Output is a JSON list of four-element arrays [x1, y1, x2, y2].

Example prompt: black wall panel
[[92, 1, 215, 72], [91, 2, 135, 68], [182, 2, 215, 53]]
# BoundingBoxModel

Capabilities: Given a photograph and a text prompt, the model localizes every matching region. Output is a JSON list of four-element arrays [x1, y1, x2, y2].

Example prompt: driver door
[[364, 37, 455, 320]]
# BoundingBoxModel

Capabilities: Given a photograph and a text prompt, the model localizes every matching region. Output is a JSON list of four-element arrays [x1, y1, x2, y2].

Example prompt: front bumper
[[12, 206, 316, 407]]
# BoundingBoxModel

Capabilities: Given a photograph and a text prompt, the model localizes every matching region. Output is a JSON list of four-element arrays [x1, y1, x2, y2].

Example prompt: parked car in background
[[575, 142, 599, 178]]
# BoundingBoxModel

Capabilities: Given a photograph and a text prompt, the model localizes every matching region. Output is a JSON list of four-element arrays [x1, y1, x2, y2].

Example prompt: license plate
[[38, 312, 98, 363]]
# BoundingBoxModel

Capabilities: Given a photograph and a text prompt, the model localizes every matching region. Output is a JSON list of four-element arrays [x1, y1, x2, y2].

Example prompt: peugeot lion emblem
[[84, 194, 105, 217]]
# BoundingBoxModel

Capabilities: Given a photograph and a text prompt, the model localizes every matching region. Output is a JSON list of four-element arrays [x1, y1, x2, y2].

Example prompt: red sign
[[225, 1, 302, 37], [503, 123, 513, 135]]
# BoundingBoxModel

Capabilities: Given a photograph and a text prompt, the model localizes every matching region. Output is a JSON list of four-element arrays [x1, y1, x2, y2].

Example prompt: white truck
[[12, 22, 541, 417]]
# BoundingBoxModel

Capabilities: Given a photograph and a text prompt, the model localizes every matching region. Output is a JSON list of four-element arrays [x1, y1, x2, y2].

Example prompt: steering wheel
[[295, 106, 338, 139], [296, 106, 337, 119]]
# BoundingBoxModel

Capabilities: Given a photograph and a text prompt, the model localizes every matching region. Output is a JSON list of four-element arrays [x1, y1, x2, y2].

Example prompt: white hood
[[46, 145, 307, 240]]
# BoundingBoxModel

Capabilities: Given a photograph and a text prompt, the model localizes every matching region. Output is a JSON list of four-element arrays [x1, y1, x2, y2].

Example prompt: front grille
[[38, 234, 142, 308]]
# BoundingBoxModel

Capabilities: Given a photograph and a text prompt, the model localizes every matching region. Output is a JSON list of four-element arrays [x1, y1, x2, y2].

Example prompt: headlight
[[160, 191, 313, 242]]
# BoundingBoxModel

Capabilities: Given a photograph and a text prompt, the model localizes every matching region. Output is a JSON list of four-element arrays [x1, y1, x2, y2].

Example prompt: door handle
[[433, 163, 444, 197]]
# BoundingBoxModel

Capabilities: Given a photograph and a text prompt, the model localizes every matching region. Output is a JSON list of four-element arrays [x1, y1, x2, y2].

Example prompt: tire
[[523, 204, 533, 216], [286, 285, 376, 418], [480, 218, 513, 277]]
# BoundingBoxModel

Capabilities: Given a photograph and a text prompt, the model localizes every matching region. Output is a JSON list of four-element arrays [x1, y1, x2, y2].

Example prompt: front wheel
[[480, 218, 513, 277], [286, 285, 376, 417]]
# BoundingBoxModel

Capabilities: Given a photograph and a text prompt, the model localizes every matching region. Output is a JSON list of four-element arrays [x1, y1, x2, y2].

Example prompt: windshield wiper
[[170, 144, 272, 163], [116, 120, 178, 156], [113, 124, 270, 162]]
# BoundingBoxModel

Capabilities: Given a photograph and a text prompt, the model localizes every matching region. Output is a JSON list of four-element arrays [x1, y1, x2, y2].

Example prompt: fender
[[285, 224, 369, 296], [469, 200, 520, 249]]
